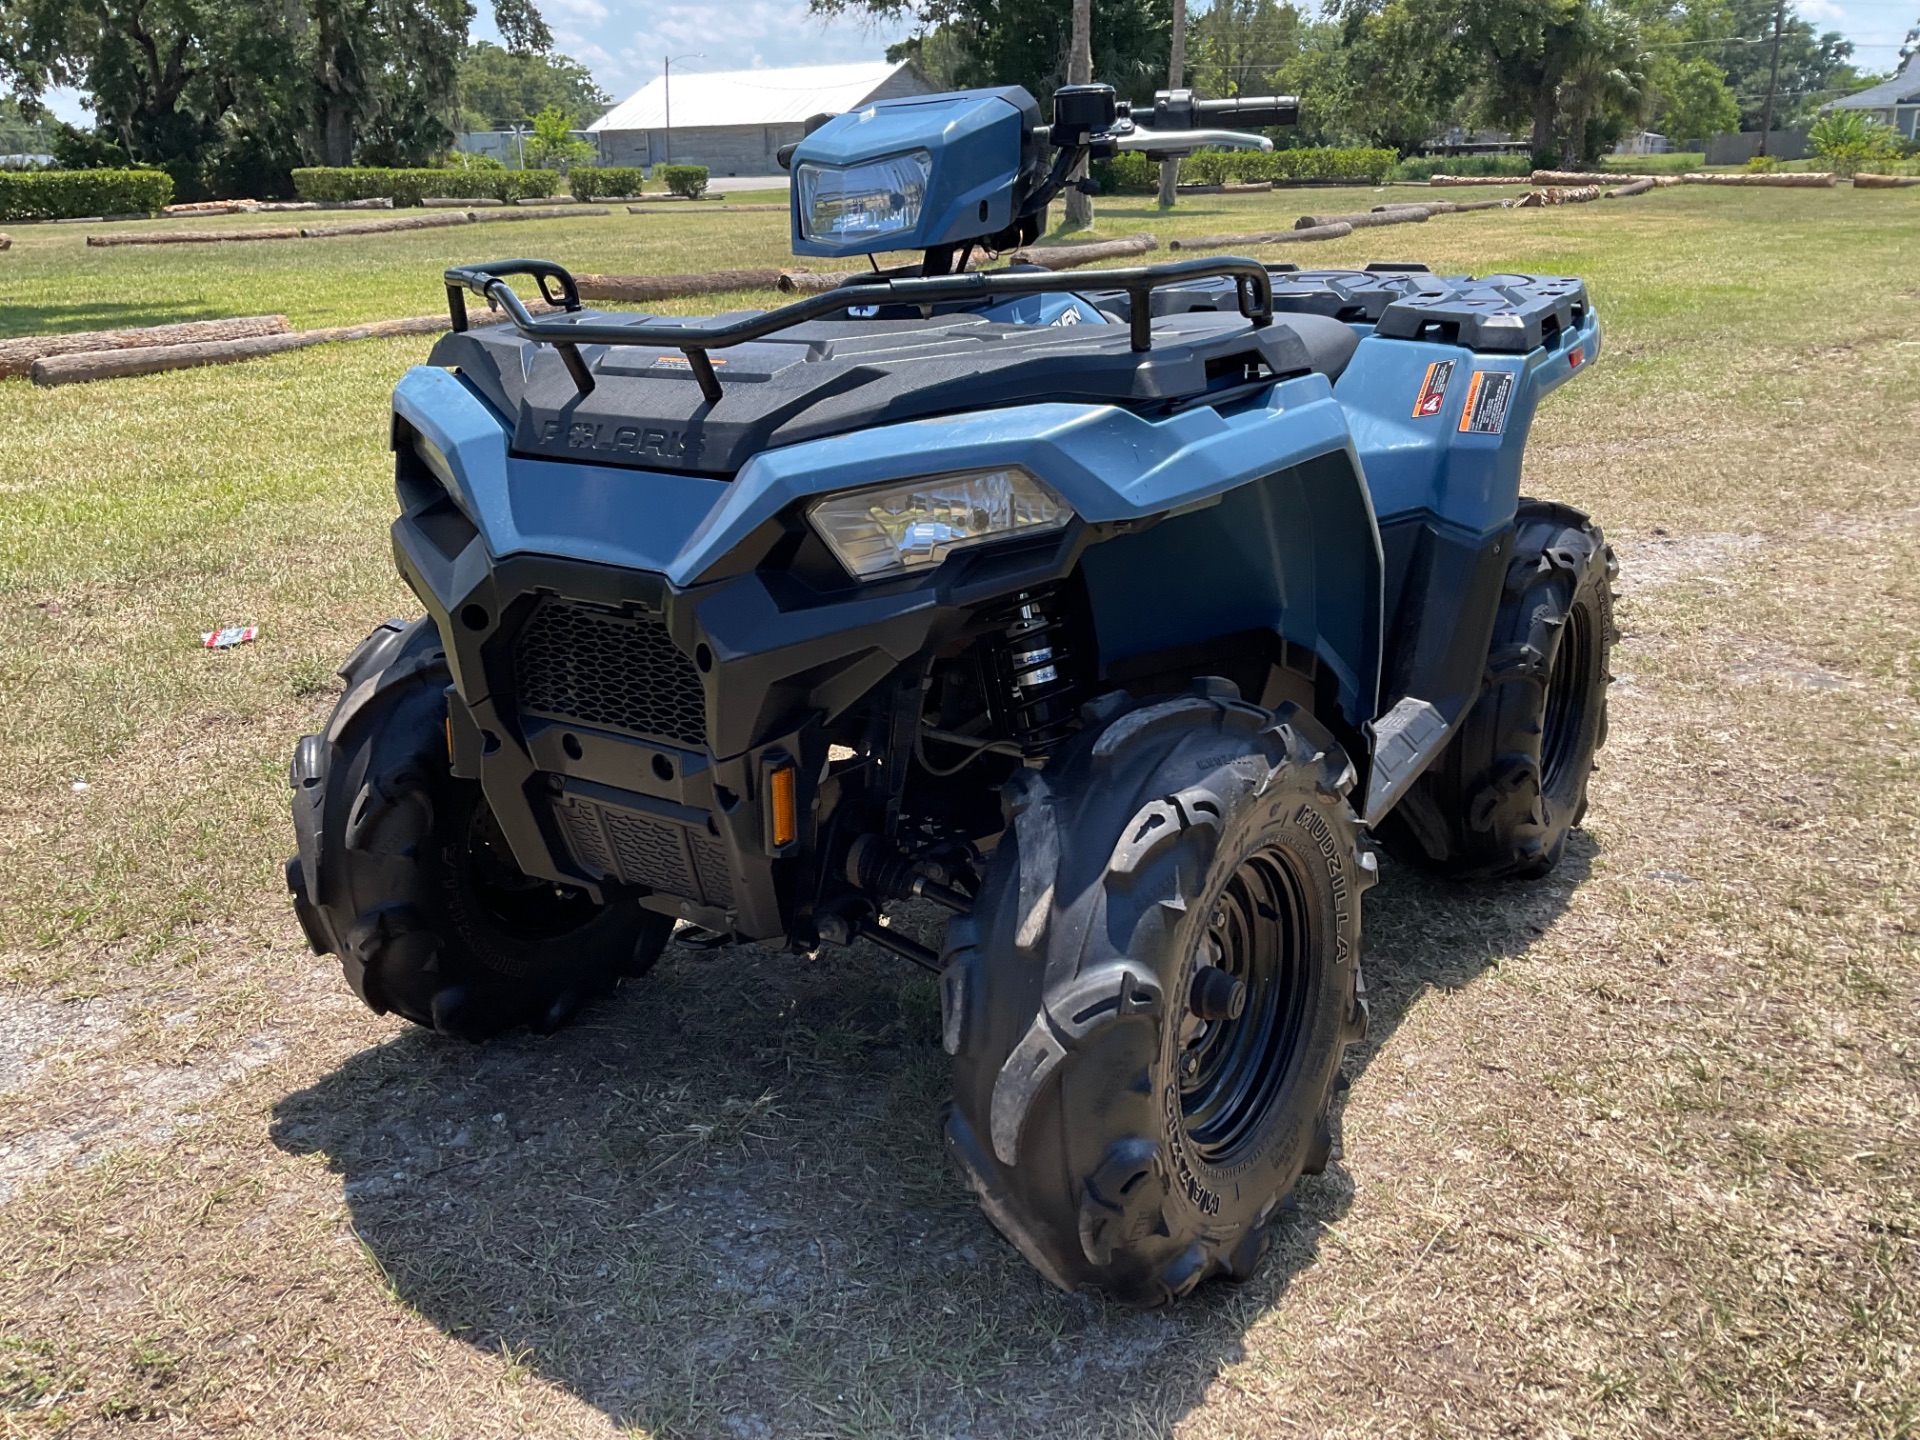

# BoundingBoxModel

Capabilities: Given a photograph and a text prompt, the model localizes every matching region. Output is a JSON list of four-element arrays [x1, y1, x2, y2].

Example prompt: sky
[[35, 0, 1918, 129]]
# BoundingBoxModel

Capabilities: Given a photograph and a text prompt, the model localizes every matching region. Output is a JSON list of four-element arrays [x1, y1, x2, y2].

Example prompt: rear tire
[[942, 685, 1373, 1306], [1382, 501, 1617, 880], [286, 617, 673, 1040]]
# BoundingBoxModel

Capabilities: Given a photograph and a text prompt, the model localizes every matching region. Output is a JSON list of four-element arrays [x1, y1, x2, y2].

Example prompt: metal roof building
[[1830, 55, 1920, 139], [587, 60, 933, 176]]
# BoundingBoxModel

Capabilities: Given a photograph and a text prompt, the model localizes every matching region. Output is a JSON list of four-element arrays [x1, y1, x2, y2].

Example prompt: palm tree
[[1065, 0, 1094, 228], [1559, 7, 1645, 168]]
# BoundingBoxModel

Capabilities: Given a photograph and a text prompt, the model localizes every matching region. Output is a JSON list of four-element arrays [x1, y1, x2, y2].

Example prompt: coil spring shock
[[985, 589, 1086, 751]]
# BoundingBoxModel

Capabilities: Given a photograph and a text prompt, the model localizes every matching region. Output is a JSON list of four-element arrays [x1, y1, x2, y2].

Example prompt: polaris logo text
[[540, 420, 704, 465]]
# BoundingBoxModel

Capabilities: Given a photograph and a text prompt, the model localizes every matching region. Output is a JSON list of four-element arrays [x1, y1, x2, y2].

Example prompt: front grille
[[514, 600, 707, 747], [556, 792, 735, 909]]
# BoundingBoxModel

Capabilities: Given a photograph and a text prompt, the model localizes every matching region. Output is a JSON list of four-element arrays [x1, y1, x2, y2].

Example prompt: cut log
[[515, 194, 577, 204], [1428, 175, 1531, 186], [29, 315, 452, 388], [1007, 234, 1157, 268], [1176, 181, 1274, 194], [423, 196, 503, 207], [1448, 198, 1513, 212], [1169, 222, 1354, 251], [1515, 186, 1603, 207], [1373, 201, 1457, 215], [473, 205, 611, 223], [1296, 208, 1428, 229], [1854, 173, 1920, 188], [627, 203, 786, 213], [778, 271, 857, 293], [1681, 171, 1836, 187], [574, 269, 788, 302], [1605, 178, 1656, 199], [0, 315, 291, 379], [0, 234, 10, 251], [300, 212, 473, 237], [87, 227, 303, 246]]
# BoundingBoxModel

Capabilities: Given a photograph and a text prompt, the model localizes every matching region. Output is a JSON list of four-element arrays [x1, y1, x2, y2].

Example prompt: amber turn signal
[[768, 761, 798, 849]]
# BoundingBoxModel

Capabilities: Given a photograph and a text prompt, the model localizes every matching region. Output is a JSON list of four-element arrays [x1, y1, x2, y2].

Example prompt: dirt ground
[[2, 189, 1917, 1437]]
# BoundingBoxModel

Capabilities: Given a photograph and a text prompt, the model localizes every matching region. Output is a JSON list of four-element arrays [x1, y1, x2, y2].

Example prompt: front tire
[[286, 617, 673, 1040], [942, 686, 1374, 1306], [1382, 501, 1617, 880]]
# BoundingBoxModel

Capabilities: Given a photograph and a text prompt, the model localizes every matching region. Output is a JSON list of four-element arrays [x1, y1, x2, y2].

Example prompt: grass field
[[1, 183, 1917, 1438]]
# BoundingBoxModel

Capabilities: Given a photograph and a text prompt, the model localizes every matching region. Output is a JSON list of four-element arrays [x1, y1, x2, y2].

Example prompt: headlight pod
[[806, 467, 1073, 580], [796, 150, 932, 245]]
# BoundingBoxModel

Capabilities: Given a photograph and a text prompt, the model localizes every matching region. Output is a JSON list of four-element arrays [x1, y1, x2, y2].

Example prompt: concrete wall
[[1705, 129, 1810, 165], [596, 124, 804, 174]]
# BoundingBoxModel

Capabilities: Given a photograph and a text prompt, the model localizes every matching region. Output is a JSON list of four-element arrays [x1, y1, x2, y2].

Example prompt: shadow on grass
[[272, 836, 1592, 1438], [0, 301, 237, 336]]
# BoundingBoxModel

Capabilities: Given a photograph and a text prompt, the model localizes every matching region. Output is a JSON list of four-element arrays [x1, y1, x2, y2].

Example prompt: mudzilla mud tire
[[942, 685, 1373, 1306], [1382, 501, 1618, 881], [284, 617, 673, 1040]]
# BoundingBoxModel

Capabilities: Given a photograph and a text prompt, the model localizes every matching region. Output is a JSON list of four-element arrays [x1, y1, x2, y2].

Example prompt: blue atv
[[287, 82, 1614, 1306]]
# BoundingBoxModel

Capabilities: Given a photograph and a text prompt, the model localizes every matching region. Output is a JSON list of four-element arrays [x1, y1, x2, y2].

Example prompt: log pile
[[1, 315, 291, 379], [1008, 234, 1158, 268], [1169, 222, 1353, 251]]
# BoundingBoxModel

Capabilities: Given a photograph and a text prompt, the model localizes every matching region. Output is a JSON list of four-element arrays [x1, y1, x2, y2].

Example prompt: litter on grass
[[201, 626, 259, 649]]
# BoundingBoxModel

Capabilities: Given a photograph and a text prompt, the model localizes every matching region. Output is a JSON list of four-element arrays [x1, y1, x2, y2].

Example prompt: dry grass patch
[[0, 185, 1916, 1438]]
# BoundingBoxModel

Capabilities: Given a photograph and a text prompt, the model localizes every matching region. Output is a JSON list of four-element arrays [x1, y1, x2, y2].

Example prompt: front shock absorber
[[984, 588, 1086, 751]]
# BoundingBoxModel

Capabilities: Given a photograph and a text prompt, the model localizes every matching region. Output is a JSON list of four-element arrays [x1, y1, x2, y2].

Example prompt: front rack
[[443, 257, 1276, 402]]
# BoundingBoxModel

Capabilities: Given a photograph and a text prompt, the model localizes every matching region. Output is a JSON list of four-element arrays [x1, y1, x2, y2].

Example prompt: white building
[[1830, 55, 1920, 140], [586, 60, 933, 177]]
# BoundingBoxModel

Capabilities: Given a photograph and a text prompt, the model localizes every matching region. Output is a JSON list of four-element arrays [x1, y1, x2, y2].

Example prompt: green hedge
[[568, 166, 647, 200], [1180, 146, 1398, 186], [1387, 153, 1533, 181], [0, 169, 173, 222], [290, 167, 558, 206], [1092, 151, 1159, 194], [657, 163, 709, 199]]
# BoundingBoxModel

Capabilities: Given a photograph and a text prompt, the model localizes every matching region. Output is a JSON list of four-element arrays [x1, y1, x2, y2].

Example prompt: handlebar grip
[[1193, 95, 1300, 128]]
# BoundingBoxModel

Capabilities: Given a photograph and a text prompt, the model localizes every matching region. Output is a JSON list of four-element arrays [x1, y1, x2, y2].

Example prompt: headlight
[[807, 467, 1073, 580], [796, 150, 932, 245]]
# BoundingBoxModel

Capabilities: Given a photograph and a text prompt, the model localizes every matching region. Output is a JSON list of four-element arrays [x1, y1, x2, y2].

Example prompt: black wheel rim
[[1541, 600, 1594, 798], [460, 792, 603, 940], [1179, 846, 1314, 1166]]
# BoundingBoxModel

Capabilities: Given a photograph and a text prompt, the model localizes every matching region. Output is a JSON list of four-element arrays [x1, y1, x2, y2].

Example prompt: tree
[[1700, 0, 1860, 129], [459, 40, 608, 131], [1065, 0, 1093, 226], [1646, 52, 1738, 142], [1189, 0, 1305, 101], [1156, 0, 1183, 206], [1558, 4, 1643, 163], [521, 102, 591, 168], [822, 0, 1173, 110], [1, 0, 571, 190]]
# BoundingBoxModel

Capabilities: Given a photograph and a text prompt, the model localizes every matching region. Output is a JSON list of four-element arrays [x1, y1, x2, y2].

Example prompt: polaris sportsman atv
[[287, 82, 1615, 1306]]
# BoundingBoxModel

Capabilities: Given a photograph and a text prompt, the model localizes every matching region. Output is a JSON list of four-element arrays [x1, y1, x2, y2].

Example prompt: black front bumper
[[391, 463, 1089, 943]]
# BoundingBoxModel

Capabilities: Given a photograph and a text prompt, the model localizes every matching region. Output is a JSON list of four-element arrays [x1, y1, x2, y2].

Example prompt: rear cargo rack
[[443, 256, 1276, 402]]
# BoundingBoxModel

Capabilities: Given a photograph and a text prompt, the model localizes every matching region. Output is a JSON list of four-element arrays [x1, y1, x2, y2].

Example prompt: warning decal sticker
[[1411, 359, 1455, 418], [1458, 369, 1516, 435]]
